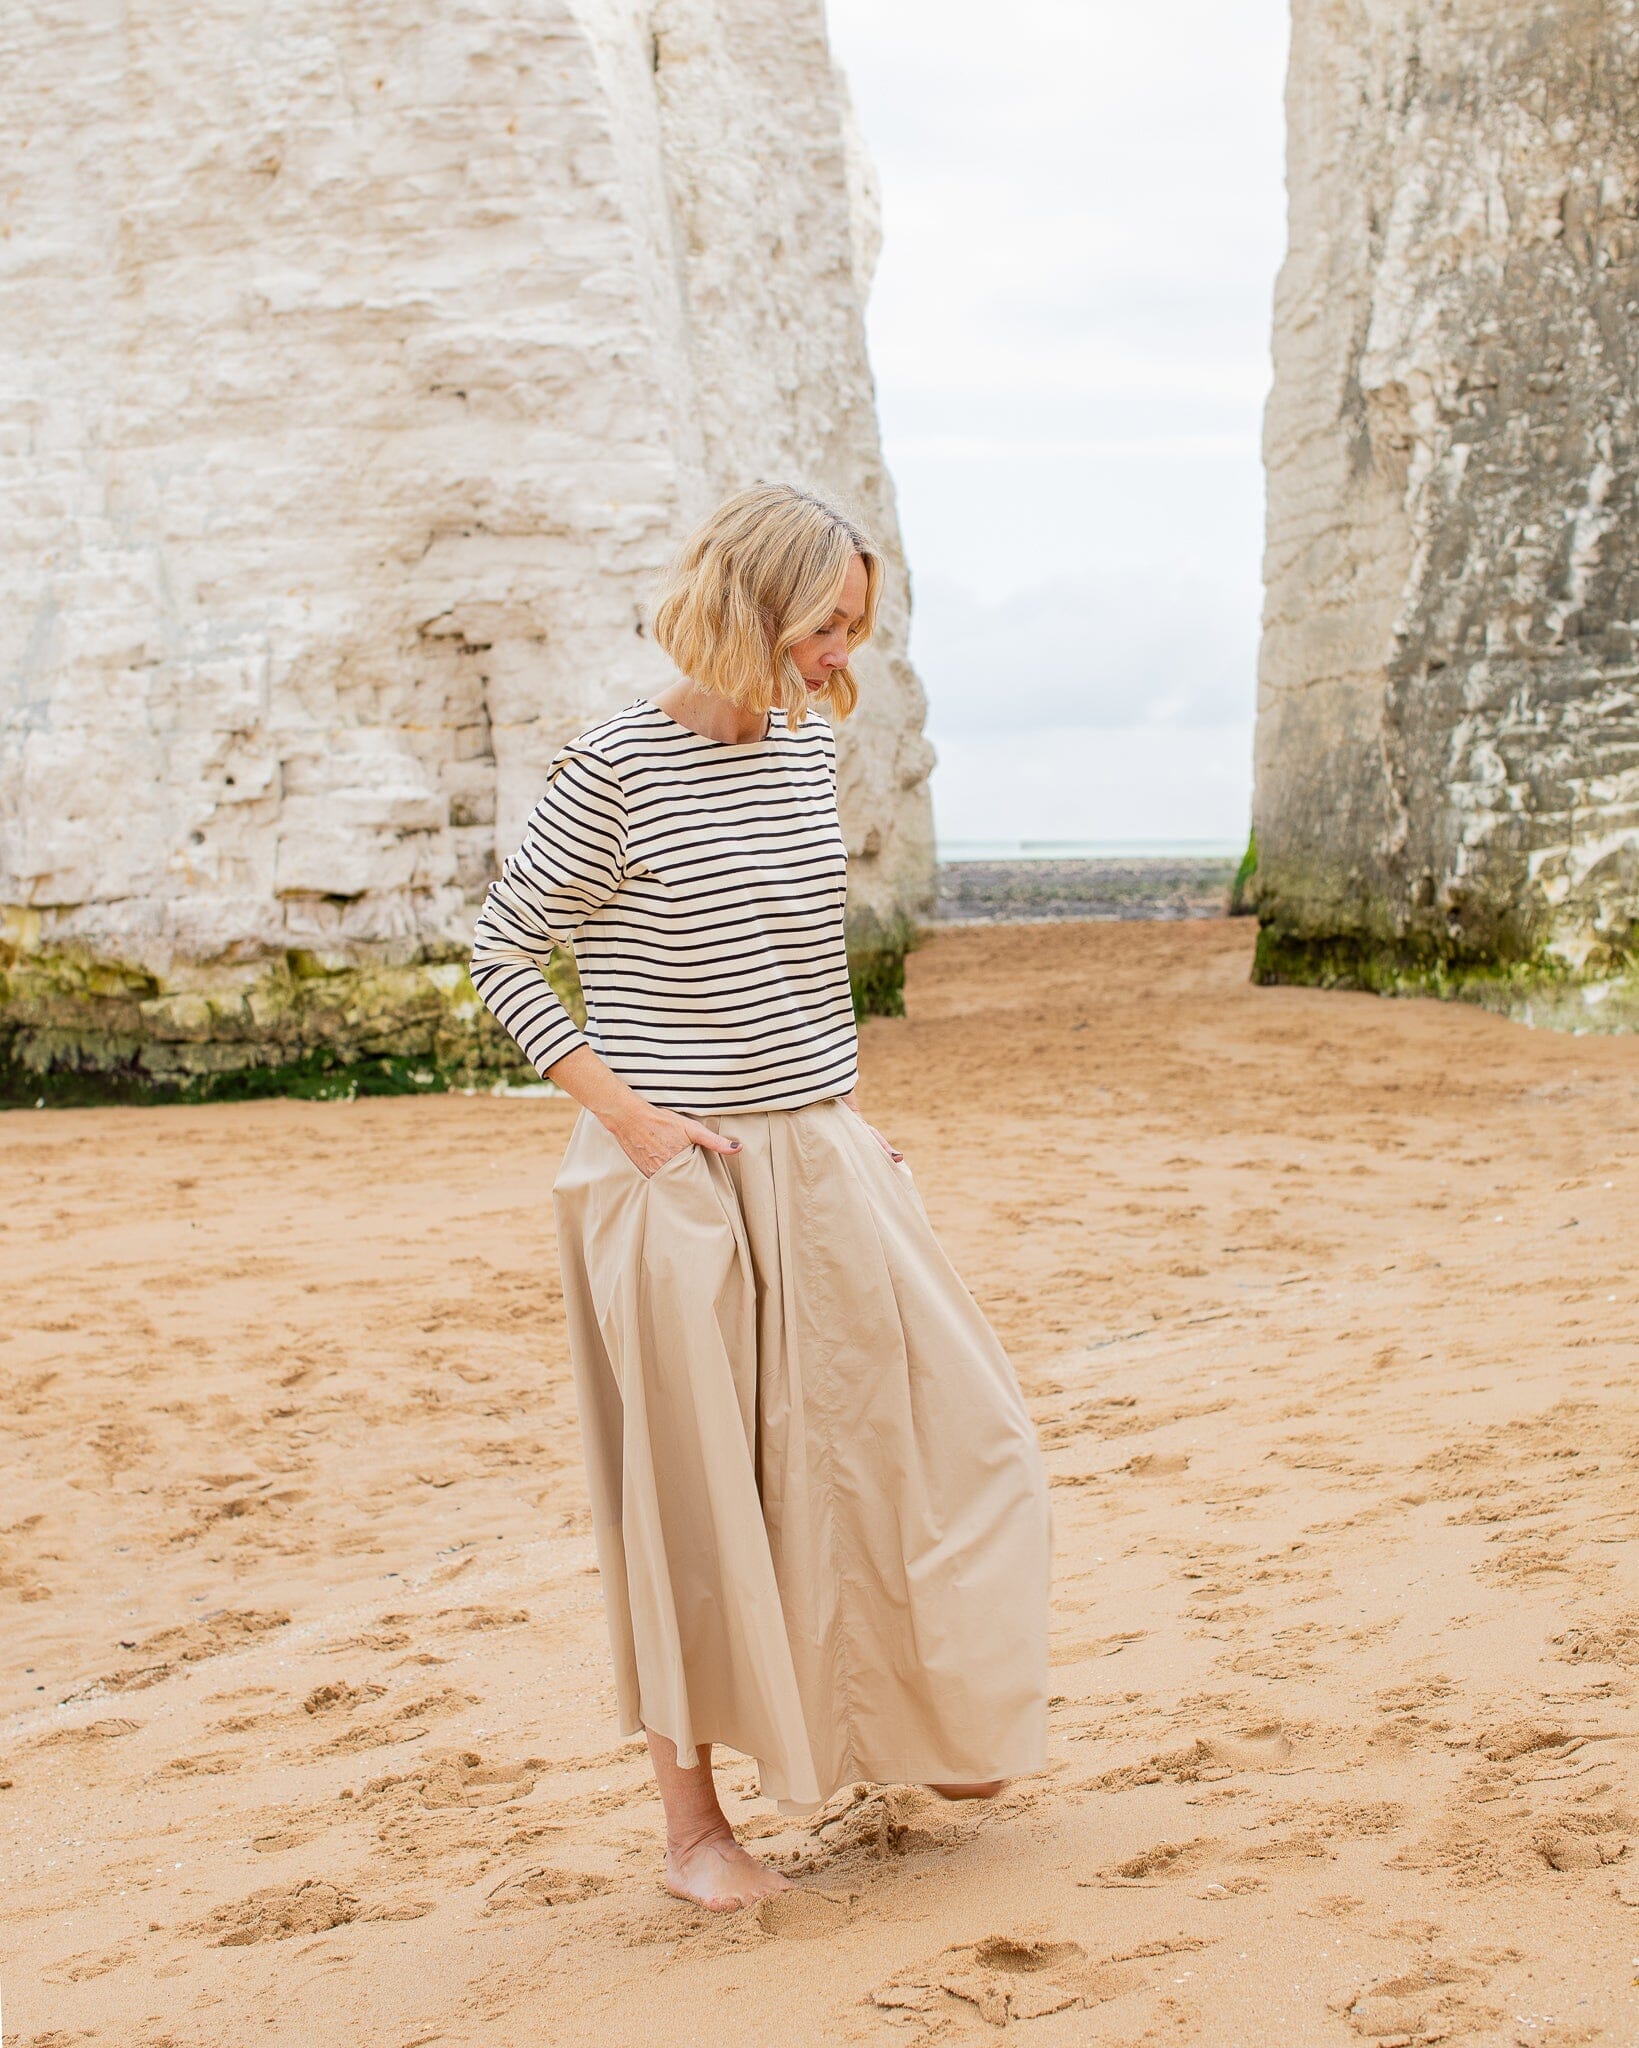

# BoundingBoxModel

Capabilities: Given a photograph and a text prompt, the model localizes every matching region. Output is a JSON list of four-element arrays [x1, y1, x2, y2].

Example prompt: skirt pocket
[[646, 1143, 699, 1182]]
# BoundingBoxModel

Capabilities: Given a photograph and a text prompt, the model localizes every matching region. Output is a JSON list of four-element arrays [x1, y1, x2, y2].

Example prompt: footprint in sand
[[1125, 1450, 1191, 1477], [873, 1935, 1157, 2026], [1241, 1826, 1336, 1866], [345, 1746, 559, 1891], [198, 1880, 361, 1946], [484, 1865, 615, 1912], [1086, 1836, 1217, 1888], [753, 1888, 853, 1938], [1553, 1612, 1639, 1667], [1087, 1719, 1310, 1792], [1050, 1629, 1147, 1666], [1208, 1721, 1306, 1770], [304, 1680, 388, 1716], [1262, 1797, 1403, 1841], [251, 1824, 324, 1853], [1534, 1804, 1630, 1873], [196, 1879, 433, 1945], [1474, 1719, 1571, 1763], [155, 1750, 244, 1777], [1330, 1952, 1497, 2042], [212, 1709, 279, 1734], [333, 1614, 414, 1651], [605, 1887, 851, 1954], [1394, 1772, 1631, 1888], [1086, 1743, 1219, 1793], [409, 1751, 553, 1809], [433, 1604, 531, 1633], [40, 1945, 135, 1984], [34, 1717, 141, 1748], [309, 1685, 476, 1755], [64, 1608, 290, 1699]]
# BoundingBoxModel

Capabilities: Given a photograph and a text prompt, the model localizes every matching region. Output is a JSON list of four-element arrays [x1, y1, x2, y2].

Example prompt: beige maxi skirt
[[551, 1094, 1051, 1812]]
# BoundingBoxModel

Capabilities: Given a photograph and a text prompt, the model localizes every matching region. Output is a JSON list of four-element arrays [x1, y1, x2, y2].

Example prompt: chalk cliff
[[1254, 0, 1639, 1029], [0, 0, 933, 1095]]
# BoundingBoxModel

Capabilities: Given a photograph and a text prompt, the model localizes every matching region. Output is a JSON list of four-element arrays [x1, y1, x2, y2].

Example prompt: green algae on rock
[[0, 943, 562, 1107], [3, 922, 920, 1107], [1252, 923, 1639, 1034], [1227, 832, 1258, 919], [846, 909, 924, 1023]]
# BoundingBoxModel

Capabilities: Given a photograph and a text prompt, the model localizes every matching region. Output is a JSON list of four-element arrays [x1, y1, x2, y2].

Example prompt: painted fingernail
[[729, 1139, 742, 1151]]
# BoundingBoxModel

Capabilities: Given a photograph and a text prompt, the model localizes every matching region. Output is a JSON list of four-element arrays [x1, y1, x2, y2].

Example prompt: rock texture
[[0, 0, 933, 1095], [1254, 0, 1639, 1029]]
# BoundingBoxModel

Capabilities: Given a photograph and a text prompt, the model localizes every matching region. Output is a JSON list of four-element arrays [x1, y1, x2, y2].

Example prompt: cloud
[[825, 0, 1290, 832], [912, 569, 1259, 735], [931, 722, 1254, 846], [831, 0, 1289, 394]]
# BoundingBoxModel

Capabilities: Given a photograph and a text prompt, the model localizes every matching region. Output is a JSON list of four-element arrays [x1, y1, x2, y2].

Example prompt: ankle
[[665, 1813, 735, 1858]]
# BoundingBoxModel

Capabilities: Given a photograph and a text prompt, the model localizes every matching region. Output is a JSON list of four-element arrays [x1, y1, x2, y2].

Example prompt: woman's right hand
[[600, 1098, 742, 1179], [543, 1046, 743, 1178]]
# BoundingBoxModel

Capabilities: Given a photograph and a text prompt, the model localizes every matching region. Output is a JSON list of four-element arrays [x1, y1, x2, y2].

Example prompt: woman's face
[[789, 554, 869, 692]]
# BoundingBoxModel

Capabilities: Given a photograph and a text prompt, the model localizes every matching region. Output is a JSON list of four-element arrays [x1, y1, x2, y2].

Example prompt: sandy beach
[[5, 918, 1638, 2048]]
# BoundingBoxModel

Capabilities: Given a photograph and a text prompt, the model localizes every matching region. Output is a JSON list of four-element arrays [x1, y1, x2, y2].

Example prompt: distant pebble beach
[[935, 854, 1239, 924]]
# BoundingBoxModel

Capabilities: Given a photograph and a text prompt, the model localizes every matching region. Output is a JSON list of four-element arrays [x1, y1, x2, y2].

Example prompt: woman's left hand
[[841, 1094, 903, 1163]]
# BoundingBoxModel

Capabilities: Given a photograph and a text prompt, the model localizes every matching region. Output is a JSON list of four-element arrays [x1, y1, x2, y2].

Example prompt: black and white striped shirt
[[468, 699, 859, 1114]]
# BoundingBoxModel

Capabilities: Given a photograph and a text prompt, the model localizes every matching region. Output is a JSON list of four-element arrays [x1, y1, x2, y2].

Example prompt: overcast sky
[[824, 0, 1291, 848]]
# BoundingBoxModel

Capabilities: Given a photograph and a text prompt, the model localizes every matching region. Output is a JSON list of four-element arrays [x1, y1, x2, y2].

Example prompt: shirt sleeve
[[468, 744, 627, 1077]]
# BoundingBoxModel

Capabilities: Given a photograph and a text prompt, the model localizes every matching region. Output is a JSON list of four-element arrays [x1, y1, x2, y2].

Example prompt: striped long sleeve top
[[468, 698, 859, 1115]]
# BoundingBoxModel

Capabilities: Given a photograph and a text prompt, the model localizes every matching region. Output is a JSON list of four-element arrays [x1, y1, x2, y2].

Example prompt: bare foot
[[927, 1780, 1005, 1800], [664, 1824, 795, 1913]]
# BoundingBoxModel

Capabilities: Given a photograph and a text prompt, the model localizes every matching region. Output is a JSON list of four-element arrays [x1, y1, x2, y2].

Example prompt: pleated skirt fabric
[[551, 1095, 1051, 1813]]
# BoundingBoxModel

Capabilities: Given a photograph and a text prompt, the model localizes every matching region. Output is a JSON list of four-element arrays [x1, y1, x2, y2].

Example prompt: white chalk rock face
[[0, 0, 934, 1088], [1254, 0, 1639, 1030]]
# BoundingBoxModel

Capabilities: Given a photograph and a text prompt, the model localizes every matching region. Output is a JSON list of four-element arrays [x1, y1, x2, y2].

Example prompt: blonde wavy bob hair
[[652, 483, 882, 727]]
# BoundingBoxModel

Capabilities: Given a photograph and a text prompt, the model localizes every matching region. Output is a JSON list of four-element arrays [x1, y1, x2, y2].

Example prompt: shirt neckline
[[639, 698, 782, 750]]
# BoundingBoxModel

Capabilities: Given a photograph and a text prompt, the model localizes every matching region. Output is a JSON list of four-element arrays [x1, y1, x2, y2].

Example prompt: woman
[[469, 483, 1050, 1913]]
